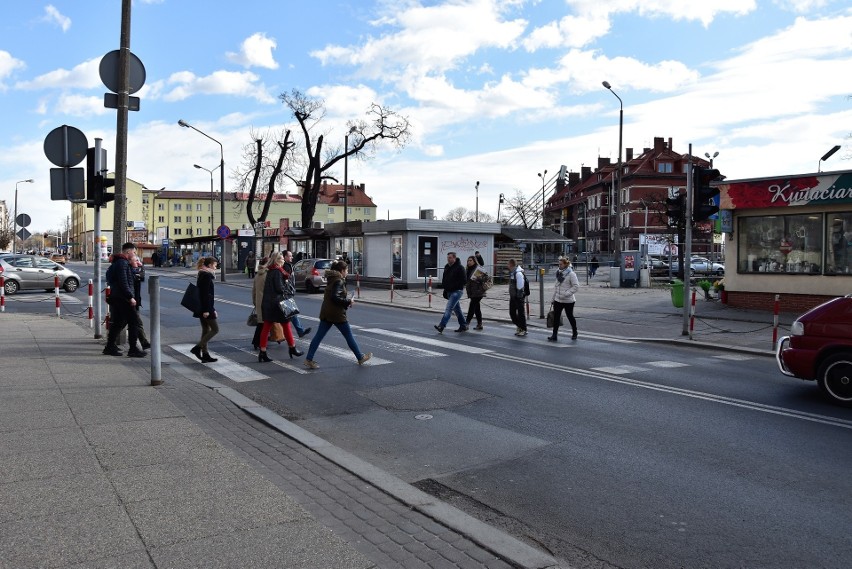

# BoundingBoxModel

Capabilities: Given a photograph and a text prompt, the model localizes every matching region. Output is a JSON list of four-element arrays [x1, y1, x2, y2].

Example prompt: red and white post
[[390, 275, 395, 302], [689, 288, 697, 340], [356, 272, 361, 299], [428, 276, 433, 308], [104, 285, 111, 329], [772, 294, 781, 347], [87, 279, 94, 327], [0, 276, 5, 313], [54, 275, 61, 317]]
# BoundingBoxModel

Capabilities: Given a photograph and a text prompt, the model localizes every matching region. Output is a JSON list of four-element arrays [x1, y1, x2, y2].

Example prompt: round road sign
[[99, 50, 146, 94], [216, 225, 231, 240], [43, 125, 88, 167], [16, 213, 32, 228]]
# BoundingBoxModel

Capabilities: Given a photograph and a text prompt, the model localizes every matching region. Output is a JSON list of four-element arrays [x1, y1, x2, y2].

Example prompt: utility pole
[[112, 0, 131, 252]]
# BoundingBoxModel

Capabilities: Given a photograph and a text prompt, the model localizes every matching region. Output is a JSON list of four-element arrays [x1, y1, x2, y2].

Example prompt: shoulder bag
[[546, 303, 563, 328], [180, 282, 201, 314], [279, 297, 300, 320]]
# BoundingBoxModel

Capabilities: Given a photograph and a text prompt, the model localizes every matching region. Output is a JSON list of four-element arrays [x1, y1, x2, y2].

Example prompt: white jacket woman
[[548, 258, 579, 341]]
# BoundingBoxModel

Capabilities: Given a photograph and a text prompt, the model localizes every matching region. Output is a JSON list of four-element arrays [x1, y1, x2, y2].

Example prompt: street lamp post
[[194, 163, 220, 253], [602, 81, 623, 259], [538, 170, 547, 230], [178, 119, 226, 282], [704, 151, 719, 168], [497, 193, 505, 224], [13, 179, 34, 254], [344, 126, 357, 223], [475, 181, 480, 222], [819, 145, 841, 172]]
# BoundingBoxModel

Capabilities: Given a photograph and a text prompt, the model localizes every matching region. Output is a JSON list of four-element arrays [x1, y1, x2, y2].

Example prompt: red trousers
[[259, 320, 294, 349]]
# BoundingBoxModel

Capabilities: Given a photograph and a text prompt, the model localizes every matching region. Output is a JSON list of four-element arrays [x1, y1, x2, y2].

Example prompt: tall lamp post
[[178, 119, 226, 282], [704, 151, 719, 168], [602, 81, 623, 259], [819, 145, 841, 172], [497, 193, 505, 224], [193, 163, 219, 253], [13, 179, 34, 254], [538, 170, 547, 230], [475, 181, 480, 222], [343, 126, 357, 223]]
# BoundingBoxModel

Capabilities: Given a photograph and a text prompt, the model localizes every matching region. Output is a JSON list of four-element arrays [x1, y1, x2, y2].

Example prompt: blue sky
[[1, 0, 851, 233]]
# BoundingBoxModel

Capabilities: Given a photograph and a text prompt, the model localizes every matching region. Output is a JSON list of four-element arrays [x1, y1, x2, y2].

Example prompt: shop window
[[827, 213, 852, 275], [737, 214, 824, 274]]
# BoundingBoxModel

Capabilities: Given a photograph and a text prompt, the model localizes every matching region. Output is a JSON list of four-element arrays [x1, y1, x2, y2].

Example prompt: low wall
[[726, 291, 837, 314]]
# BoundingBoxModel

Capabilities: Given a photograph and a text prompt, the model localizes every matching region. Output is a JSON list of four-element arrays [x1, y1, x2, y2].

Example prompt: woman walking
[[251, 256, 268, 350], [190, 256, 219, 363], [464, 255, 487, 330], [547, 257, 579, 342], [258, 252, 303, 363], [304, 260, 371, 369]]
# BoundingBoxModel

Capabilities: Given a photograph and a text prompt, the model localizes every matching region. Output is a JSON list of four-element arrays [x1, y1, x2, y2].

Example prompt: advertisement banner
[[720, 172, 852, 210]]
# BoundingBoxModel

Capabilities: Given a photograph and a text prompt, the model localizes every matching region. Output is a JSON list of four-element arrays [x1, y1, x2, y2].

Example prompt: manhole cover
[[414, 414, 433, 420]]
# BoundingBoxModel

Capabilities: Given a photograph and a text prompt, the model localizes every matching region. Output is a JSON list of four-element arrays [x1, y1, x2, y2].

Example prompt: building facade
[[545, 137, 716, 260]]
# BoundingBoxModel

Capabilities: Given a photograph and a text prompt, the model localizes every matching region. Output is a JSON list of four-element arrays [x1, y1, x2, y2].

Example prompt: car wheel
[[716, 269, 724, 276], [63, 277, 80, 293], [4, 279, 19, 295], [689, 268, 695, 277], [816, 353, 852, 407], [306, 280, 317, 293]]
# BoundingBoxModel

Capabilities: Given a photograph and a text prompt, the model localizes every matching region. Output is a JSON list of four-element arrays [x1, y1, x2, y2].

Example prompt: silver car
[[292, 258, 333, 293], [0, 254, 81, 294]]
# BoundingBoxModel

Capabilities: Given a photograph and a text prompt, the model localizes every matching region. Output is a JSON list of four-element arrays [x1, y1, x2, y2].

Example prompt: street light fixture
[[704, 151, 719, 168], [538, 170, 547, 230], [194, 163, 220, 252], [602, 81, 623, 259], [475, 181, 480, 222], [497, 193, 505, 224], [344, 126, 357, 223], [13, 179, 34, 254], [818, 145, 841, 172], [178, 119, 226, 282]]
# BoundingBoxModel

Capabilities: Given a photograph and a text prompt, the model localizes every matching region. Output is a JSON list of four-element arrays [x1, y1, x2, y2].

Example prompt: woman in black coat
[[257, 252, 303, 363], [190, 256, 218, 363]]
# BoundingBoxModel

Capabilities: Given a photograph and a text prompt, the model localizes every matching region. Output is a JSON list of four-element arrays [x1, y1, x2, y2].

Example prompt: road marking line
[[712, 354, 755, 361], [172, 343, 270, 382], [361, 328, 493, 354], [645, 360, 691, 368], [312, 343, 392, 366], [592, 365, 649, 375], [485, 352, 852, 431], [219, 341, 311, 374]]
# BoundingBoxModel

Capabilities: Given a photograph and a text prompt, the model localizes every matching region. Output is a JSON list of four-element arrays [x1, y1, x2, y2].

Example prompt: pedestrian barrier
[[104, 285, 111, 330], [772, 294, 780, 348], [54, 275, 61, 317], [427, 276, 432, 308], [355, 272, 361, 299], [390, 275, 395, 302], [87, 280, 94, 327], [0, 276, 5, 313], [689, 288, 697, 340]]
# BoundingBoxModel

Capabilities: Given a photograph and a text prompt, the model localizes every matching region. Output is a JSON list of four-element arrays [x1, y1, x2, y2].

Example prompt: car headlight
[[790, 320, 804, 336]]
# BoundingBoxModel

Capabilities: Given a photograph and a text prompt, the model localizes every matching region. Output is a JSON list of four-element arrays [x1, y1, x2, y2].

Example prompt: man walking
[[508, 259, 527, 336], [104, 242, 145, 357], [434, 252, 468, 333]]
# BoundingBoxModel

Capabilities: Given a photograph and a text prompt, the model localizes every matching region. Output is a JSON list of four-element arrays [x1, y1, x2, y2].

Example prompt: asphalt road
[[11, 264, 852, 569]]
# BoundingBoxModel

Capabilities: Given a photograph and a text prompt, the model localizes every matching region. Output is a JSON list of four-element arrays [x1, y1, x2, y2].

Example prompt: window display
[[827, 213, 852, 275], [738, 214, 825, 275]]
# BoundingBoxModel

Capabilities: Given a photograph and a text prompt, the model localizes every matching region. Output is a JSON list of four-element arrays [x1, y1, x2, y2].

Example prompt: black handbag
[[546, 304, 563, 328], [180, 282, 201, 314], [246, 309, 258, 327], [279, 297, 300, 319]]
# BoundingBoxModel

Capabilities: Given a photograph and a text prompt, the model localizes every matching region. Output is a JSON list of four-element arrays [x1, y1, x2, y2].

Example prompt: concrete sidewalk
[[0, 313, 562, 569]]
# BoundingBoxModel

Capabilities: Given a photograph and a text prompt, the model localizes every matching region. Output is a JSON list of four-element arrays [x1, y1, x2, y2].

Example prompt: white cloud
[[15, 58, 101, 90], [0, 50, 26, 90], [226, 32, 279, 69], [157, 70, 277, 103], [43, 5, 71, 32], [772, 0, 830, 12], [53, 93, 110, 117]]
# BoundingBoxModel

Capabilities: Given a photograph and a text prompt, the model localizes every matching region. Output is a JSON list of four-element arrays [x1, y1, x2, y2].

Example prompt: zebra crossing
[[168, 326, 758, 384]]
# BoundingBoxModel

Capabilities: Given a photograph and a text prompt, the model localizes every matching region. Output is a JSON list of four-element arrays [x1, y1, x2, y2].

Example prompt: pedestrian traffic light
[[665, 193, 685, 227], [693, 166, 722, 222], [97, 174, 116, 206]]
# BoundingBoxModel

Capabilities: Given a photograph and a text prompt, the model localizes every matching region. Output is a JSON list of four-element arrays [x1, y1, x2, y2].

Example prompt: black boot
[[201, 352, 218, 363], [289, 346, 304, 358], [190, 345, 203, 361], [258, 350, 272, 363]]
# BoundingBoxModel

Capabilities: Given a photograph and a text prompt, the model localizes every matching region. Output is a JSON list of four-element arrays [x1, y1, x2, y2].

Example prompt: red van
[[776, 295, 852, 407]]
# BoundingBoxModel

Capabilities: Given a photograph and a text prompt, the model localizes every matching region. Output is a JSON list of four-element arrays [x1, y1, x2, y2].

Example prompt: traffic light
[[693, 166, 722, 222], [96, 174, 116, 206], [665, 193, 685, 227]]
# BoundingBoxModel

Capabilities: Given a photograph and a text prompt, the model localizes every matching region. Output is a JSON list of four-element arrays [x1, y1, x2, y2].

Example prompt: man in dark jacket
[[434, 252, 468, 333], [104, 242, 144, 357], [283, 250, 311, 338]]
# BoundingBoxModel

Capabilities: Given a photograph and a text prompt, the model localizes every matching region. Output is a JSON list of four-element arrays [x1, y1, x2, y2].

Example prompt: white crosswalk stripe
[[645, 360, 691, 368], [591, 365, 650, 375], [172, 343, 271, 382], [311, 343, 392, 366], [712, 354, 755, 361], [361, 328, 493, 354]]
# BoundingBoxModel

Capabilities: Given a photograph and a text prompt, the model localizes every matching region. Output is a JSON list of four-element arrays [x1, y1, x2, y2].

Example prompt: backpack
[[522, 273, 530, 297], [105, 262, 116, 287]]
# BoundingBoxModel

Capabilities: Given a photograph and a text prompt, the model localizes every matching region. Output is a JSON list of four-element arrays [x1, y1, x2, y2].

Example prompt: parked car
[[0, 254, 81, 294], [642, 256, 671, 276], [776, 295, 852, 407], [292, 258, 333, 293], [50, 253, 67, 264], [668, 257, 725, 277]]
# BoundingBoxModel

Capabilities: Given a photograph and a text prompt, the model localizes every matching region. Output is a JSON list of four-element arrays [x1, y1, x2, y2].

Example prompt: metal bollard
[[539, 267, 545, 319], [356, 272, 361, 299], [149, 276, 163, 386], [54, 275, 61, 317], [0, 276, 5, 313], [689, 288, 696, 340], [104, 285, 111, 329], [428, 276, 432, 308], [772, 294, 780, 348], [390, 275, 394, 302], [87, 280, 94, 327]]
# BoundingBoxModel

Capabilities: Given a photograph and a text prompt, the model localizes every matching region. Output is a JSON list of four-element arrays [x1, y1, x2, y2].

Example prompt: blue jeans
[[439, 290, 466, 328], [306, 320, 364, 361], [291, 314, 306, 335]]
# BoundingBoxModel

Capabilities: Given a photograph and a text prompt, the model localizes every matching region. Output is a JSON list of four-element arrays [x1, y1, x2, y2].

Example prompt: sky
[[1, 0, 851, 234]]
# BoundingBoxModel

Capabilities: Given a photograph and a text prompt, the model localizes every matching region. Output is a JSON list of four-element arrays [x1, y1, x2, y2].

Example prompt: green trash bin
[[671, 278, 684, 308]]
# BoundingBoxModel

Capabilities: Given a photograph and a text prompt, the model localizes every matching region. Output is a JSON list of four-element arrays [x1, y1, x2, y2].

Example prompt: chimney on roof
[[568, 172, 580, 187], [668, 137, 673, 150], [626, 148, 633, 161], [597, 157, 611, 170], [581, 166, 592, 180], [654, 137, 665, 151]]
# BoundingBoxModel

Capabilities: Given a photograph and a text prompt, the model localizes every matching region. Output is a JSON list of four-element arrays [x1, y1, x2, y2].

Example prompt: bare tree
[[504, 189, 539, 228], [279, 90, 412, 227], [444, 207, 495, 222], [0, 209, 12, 251]]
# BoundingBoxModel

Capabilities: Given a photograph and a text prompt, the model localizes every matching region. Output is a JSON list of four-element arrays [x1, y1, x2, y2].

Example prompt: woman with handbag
[[190, 256, 219, 362], [547, 256, 579, 342], [258, 252, 303, 363], [250, 256, 268, 350], [464, 255, 487, 330], [304, 260, 371, 369]]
